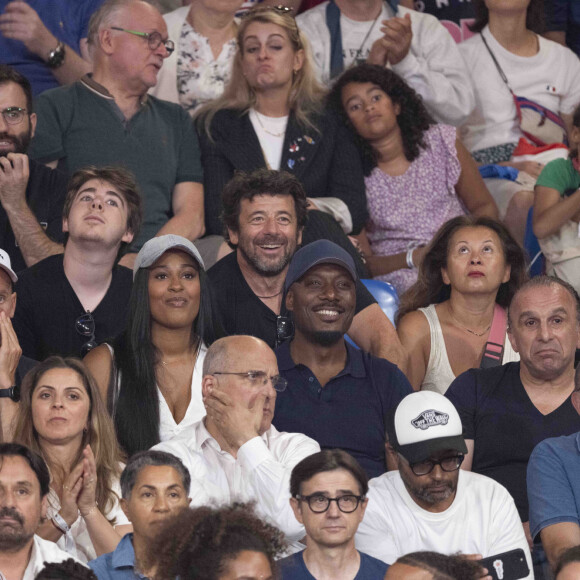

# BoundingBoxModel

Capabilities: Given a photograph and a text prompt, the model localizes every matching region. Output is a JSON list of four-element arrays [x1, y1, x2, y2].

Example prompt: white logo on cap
[[411, 409, 449, 430]]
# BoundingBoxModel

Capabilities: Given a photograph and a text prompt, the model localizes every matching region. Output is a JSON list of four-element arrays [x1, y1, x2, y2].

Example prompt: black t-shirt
[[207, 251, 375, 349], [13, 254, 132, 360], [0, 159, 67, 273], [446, 362, 580, 521]]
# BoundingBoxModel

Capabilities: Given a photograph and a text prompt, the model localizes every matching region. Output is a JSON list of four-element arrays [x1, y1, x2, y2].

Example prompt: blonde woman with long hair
[[197, 5, 367, 247], [13, 357, 131, 563]]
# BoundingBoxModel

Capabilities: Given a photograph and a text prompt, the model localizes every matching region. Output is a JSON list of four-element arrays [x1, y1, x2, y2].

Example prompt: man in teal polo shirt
[[28, 0, 204, 268]]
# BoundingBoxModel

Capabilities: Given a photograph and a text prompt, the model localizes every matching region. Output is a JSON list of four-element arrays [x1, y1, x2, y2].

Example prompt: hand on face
[[378, 13, 412, 66], [204, 384, 267, 451], [0, 312, 21, 389], [0, 154, 29, 210]]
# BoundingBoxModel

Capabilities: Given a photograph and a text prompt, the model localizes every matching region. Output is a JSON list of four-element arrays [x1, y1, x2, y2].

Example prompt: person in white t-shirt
[[296, 0, 474, 126], [355, 391, 533, 577], [0, 443, 84, 580], [153, 335, 321, 550], [459, 0, 580, 244]]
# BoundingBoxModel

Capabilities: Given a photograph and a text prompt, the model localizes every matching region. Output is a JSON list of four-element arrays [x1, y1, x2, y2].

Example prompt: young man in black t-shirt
[[13, 166, 142, 360]]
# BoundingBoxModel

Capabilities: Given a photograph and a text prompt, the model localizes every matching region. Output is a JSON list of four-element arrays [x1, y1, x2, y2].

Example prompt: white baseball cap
[[0, 250, 17, 284], [388, 391, 467, 464]]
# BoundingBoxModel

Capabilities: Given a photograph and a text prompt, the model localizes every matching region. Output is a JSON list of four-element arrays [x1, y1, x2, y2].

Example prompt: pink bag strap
[[480, 304, 507, 369]]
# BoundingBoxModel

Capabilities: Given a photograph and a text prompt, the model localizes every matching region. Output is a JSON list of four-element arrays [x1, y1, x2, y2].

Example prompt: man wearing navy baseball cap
[[273, 240, 412, 479], [355, 391, 532, 576]]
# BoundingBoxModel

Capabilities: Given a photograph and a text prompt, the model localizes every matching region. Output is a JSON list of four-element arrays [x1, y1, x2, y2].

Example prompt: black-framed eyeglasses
[[0, 107, 28, 126], [275, 315, 293, 348], [75, 312, 97, 357], [213, 371, 288, 392], [409, 454, 464, 477], [295, 493, 365, 513], [110, 27, 175, 55]]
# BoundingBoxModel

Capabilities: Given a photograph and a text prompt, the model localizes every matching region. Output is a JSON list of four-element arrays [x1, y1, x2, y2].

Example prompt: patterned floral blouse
[[365, 124, 466, 295], [177, 19, 237, 114]]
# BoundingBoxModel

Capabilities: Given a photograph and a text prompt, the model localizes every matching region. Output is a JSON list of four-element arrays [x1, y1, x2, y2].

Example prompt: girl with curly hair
[[329, 64, 498, 295], [152, 503, 286, 580]]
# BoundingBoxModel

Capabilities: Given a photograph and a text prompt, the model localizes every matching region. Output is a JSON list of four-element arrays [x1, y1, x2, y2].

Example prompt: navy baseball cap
[[284, 240, 357, 292]]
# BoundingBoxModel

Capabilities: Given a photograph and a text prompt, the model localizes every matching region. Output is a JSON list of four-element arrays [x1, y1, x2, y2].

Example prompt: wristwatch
[[0, 385, 20, 402], [47, 42, 66, 69]]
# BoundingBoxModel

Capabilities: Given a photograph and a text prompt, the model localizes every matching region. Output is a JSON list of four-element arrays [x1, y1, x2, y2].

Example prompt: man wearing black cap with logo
[[274, 240, 412, 479], [355, 391, 532, 574]]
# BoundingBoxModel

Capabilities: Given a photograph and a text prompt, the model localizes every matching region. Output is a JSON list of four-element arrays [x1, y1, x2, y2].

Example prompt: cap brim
[[397, 435, 468, 465]]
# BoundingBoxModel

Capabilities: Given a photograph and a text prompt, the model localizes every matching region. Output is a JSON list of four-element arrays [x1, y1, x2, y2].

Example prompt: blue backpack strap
[[387, 0, 399, 10], [326, 0, 343, 79]]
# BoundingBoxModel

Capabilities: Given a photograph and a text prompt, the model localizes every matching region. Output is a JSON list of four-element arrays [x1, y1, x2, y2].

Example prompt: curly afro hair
[[327, 63, 435, 175], [152, 503, 287, 580]]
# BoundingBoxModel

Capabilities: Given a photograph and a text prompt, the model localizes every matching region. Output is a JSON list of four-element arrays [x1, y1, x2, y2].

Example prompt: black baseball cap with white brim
[[388, 391, 467, 465]]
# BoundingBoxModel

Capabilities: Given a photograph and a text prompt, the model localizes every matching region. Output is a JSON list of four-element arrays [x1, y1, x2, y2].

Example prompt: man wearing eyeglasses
[[153, 334, 320, 551], [279, 449, 387, 579], [27, 0, 204, 268], [0, 65, 67, 273], [355, 391, 532, 575]]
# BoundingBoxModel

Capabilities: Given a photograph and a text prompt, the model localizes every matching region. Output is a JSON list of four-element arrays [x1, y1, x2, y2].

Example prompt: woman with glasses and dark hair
[[327, 63, 498, 296], [152, 502, 286, 580], [396, 216, 527, 394], [196, 5, 368, 258], [84, 235, 222, 458], [12, 356, 131, 563]]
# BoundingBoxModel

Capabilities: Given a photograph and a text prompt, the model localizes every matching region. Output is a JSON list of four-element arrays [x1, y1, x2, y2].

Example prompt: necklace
[[448, 305, 491, 337], [255, 289, 283, 299], [353, 5, 383, 65], [254, 110, 286, 138]]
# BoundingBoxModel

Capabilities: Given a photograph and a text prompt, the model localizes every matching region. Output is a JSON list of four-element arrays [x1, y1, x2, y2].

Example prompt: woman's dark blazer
[[198, 107, 368, 236]]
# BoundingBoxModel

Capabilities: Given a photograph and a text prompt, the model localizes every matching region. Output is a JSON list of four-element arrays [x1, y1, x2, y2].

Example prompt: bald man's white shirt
[[153, 420, 320, 543]]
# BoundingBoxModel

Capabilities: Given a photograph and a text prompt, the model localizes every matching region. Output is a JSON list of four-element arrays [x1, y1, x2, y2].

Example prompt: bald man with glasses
[[153, 335, 320, 551]]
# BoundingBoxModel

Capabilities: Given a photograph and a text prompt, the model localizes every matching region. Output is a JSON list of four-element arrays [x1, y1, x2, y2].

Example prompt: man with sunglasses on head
[[27, 0, 204, 269], [356, 391, 532, 575], [153, 335, 321, 551], [0, 65, 67, 273], [279, 449, 387, 579], [12, 166, 142, 361]]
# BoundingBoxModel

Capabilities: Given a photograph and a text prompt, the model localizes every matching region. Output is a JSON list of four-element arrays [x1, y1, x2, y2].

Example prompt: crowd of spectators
[[1, 0, 580, 578]]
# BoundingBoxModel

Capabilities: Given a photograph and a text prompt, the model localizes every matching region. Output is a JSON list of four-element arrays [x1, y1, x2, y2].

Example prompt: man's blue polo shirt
[[89, 534, 149, 580], [274, 341, 412, 479], [528, 431, 580, 540]]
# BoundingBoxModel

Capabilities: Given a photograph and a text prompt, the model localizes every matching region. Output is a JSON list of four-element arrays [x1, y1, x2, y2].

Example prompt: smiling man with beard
[[153, 335, 321, 551], [0, 65, 67, 272], [207, 168, 406, 369], [0, 443, 82, 579], [273, 240, 411, 479], [355, 391, 532, 575]]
